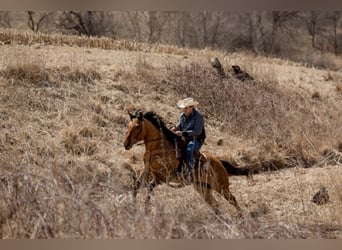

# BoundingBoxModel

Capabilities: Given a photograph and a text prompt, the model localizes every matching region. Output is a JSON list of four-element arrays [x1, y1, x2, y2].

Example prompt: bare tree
[[246, 11, 268, 53], [270, 11, 298, 54], [170, 11, 225, 49], [3, 10, 340, 60], [124, 11, 142, 41], [143, 11, 170, 43], [201, 11, 209, 46], [233, 11, 299, 55], [229, 12, 255, 51], [26, 11, 54, 32], [304, 11, 321, 49], [329, 11, 341, 55], [145, 11, 159, 43], [209, 13, 222, 47], [172, 12, 199, 48], [175, 12, 189, 47], [246, 12, 254, 50], [199, 11, 223, 48], [58, 11, 115, 37], [0, 11, 11, 28]]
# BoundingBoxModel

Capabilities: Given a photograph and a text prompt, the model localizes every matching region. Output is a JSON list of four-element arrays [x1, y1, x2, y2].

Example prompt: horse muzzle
[[123, 141, 132, 150]]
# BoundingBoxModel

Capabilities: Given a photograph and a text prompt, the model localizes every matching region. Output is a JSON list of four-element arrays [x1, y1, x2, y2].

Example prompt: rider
[[172, 97, 206, 180]]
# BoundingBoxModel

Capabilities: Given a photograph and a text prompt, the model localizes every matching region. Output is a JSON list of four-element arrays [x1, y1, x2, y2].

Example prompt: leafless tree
[[232, 13, 258, 52], [199, 11, 224, 48], [170, 11, 225, 49], [143, 11, 170, 43], [26, 11, 54, 32], [0, 11, 11, 28], [3, 11, 341, 60], [234, 11, 299, 55], [58, 11, 116, 37], [304, 11, 321, 49], [201, 11, 209, 46], [124, 11, 142, 41], [329, 11, 341, 55], [246, 11, 268, 53], [270, 11, 298, 54], [172, 12, 199, 47]]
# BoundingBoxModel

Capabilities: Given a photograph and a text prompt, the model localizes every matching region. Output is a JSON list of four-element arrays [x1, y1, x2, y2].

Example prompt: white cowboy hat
[[177, 97, 199, 108]]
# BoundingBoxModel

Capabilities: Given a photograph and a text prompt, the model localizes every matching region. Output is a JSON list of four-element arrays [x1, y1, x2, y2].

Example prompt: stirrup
[[180, 169, 192, 184], [174, 165, 185, 176], [183, 168, 189, 177]]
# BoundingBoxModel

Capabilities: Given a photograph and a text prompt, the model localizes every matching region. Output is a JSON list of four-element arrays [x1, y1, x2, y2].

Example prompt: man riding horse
[[171, 97, 206, 182], [123, 108, 241, 214]]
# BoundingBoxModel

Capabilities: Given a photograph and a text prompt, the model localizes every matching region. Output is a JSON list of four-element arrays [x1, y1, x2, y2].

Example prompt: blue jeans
[[185, 140, 202, 171]]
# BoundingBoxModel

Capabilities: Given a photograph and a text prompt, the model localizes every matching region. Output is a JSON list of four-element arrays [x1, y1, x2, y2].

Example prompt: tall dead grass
[[0, 52, 133, 238], [0, 31, 341, 239], [0, 28, 190, 56], [160, 61, 342, 169]]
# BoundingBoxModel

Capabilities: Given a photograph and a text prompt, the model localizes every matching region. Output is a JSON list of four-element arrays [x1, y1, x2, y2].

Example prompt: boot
[[184, 163, 193, 184], [186, 170, 193, 183]]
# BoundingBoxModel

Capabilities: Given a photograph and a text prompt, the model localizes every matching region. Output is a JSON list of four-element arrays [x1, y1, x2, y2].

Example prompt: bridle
[[130, 118, 163, 146], [130, 118, 144, 145]]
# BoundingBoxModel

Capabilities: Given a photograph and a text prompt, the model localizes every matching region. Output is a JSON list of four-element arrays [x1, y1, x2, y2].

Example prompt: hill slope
[[0, 30, 342, 238]]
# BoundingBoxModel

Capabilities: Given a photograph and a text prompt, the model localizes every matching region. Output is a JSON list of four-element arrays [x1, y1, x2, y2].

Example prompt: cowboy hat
[[177, 97, 199, 108]]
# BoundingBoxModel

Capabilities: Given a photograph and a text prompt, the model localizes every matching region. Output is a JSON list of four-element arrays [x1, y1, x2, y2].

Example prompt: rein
[[144, 132, 179, 157], [145, 137, 163, 144], [146, 148, 178, 156], [136, 137, 162, 146], [133, 116, 180, 157], [134, 123, 162, 146], [145, 137, 177, 156]]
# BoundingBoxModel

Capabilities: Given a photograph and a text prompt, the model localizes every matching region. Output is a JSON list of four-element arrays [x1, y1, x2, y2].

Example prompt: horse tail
[[220, 160, 260, 176]]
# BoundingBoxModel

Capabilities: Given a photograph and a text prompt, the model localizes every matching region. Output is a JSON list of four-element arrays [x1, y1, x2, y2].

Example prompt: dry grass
[[336, 83, 342, 94], [0, 28, 191, 56], [0, 29, 342, 239], [161, 60, 342, 169]]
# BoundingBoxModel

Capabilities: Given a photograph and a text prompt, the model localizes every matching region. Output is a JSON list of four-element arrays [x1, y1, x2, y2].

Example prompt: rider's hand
[[175, 131, 183, 137]]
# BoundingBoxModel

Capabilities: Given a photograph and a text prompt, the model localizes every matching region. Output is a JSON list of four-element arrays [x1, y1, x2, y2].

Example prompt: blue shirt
[[176, 108, 205, 142]]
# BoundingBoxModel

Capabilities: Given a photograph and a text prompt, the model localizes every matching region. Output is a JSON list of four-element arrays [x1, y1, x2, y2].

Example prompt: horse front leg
[[132, 177, 141, 201], [133, 169, 147, 201], [144, 179, 156, 214]]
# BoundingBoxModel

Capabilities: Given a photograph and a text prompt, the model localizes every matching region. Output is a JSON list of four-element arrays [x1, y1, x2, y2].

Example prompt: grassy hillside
[[0, 29, 342, 239]]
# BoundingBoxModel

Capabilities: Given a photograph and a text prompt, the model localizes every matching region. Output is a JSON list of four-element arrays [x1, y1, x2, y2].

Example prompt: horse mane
[[142, 111, 177, 144]]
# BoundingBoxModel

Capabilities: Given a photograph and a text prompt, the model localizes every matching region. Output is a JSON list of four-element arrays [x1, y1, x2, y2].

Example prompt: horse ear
[[128, 111, 134, 120], [137, 111, 144, 121]]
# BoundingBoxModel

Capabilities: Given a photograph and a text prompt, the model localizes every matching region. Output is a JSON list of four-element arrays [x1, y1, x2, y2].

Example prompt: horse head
[[129, 109, 143, 121], [124, 110, 144, 150]]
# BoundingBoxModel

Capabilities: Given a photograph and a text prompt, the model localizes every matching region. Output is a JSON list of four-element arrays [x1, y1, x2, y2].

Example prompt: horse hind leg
[[205, 190, 221, 215], [194, 182, 220, 215], [222, 188, 242, 215]]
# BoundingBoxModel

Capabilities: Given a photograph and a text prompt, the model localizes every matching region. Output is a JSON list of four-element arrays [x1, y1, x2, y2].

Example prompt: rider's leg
[[185, 140, 202, 172]]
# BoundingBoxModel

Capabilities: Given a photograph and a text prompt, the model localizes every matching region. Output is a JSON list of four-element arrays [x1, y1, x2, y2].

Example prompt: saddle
[[173, 135, 208, 176], [174, 145, 208, 175], [194, 151, 209, 170]]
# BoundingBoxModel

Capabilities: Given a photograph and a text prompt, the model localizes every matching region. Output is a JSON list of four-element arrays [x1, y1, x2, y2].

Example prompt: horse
[[123, 110, 241, 214]]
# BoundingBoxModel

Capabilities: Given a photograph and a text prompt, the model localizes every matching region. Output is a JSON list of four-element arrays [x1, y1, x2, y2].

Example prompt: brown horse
[[123, 110, 241, 214]]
